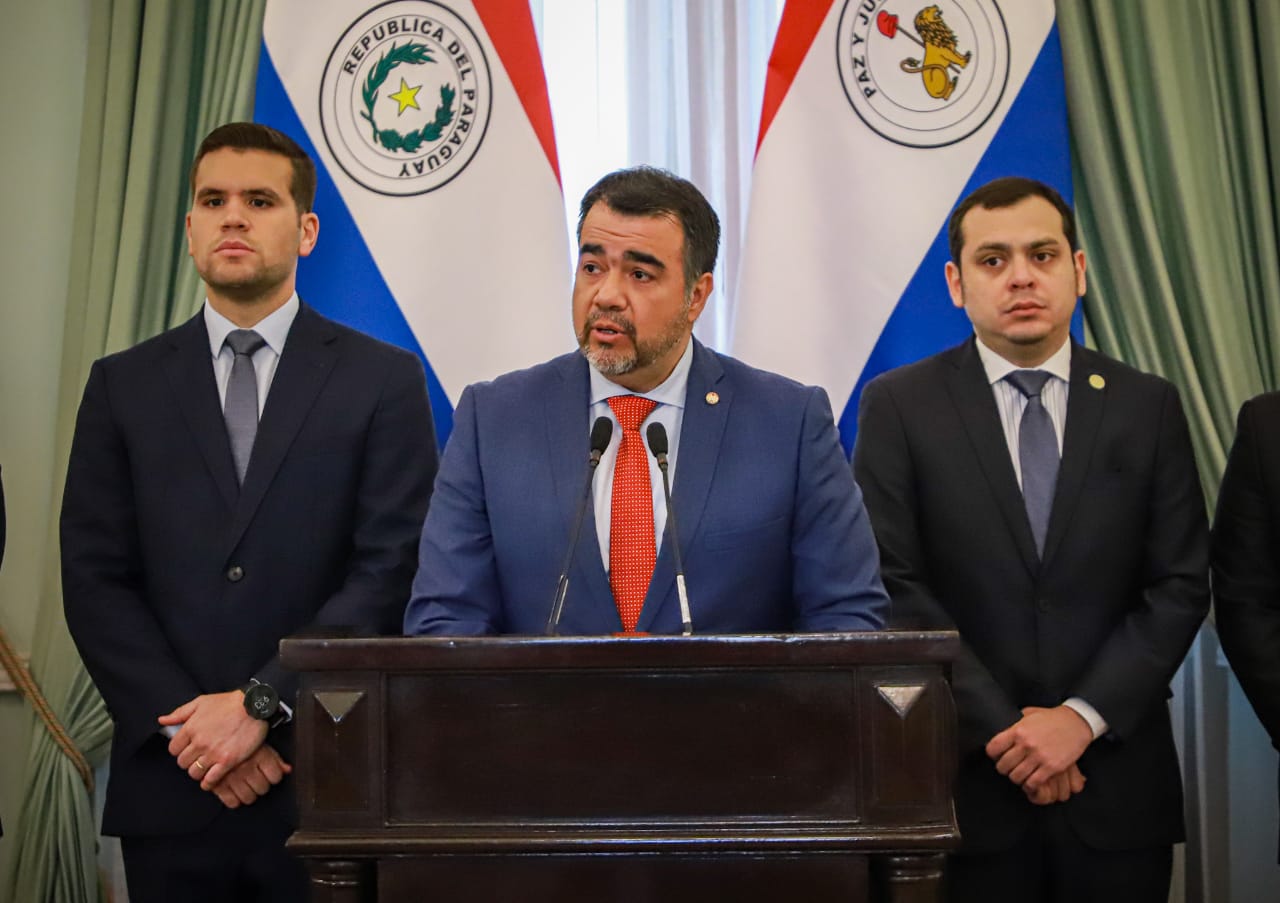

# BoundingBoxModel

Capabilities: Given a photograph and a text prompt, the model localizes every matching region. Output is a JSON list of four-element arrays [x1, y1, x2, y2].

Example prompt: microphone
[[546, 416, 614, 635], [646, 422, 692, 635]]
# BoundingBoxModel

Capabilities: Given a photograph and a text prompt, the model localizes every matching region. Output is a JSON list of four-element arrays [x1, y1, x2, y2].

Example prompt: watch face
[[246, 684, 279, 719]]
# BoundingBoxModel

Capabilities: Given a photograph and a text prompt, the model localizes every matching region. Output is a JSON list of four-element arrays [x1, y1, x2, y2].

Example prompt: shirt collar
[[974, 335, 1072, 386], [204, 294, 300, 358], [588, 338, 694, 409]]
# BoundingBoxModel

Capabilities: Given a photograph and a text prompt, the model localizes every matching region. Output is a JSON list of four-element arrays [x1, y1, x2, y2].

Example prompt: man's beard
[[577, 302, 690, 377], [199, 257, 293, 305]]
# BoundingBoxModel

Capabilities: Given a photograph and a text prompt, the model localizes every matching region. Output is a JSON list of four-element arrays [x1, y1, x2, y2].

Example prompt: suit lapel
[[946, 340, 1040, 577], [223, 304, 338, 558], [162, 314, 240, 511], [636, 342, 728, 632], [1041, 344, 1107, 568], [547, 355, 618, 632]]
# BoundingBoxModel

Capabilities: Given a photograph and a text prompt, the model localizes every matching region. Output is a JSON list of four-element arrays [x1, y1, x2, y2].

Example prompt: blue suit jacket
[[405, 341, 887, 635]]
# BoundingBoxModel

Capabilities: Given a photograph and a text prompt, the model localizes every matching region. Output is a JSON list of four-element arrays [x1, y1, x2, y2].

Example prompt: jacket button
[[226, 565, 244, 582], [1036, 597, 1050, 612]]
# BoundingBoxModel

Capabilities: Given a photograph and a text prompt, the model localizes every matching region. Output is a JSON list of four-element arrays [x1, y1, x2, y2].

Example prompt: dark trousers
[[121, 806, 308, 903], [948, 805, 1172, 903]]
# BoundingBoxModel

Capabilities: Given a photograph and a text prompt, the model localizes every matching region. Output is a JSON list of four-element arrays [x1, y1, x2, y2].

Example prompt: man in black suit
[[61, 123, 437, 902], [853, 177, 1208, 902], [1212, 392, 1280, 856]]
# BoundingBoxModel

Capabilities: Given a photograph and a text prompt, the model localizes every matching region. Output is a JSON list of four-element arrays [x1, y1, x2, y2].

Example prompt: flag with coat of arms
[[254, 0, 570, 444], [733, 0, 1078, 453]]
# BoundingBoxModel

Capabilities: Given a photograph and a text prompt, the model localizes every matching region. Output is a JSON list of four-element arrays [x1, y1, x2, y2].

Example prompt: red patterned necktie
[[607, 395, 659, 632]]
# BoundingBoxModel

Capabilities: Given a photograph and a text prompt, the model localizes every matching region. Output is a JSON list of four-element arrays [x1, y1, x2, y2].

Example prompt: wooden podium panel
[[282, 632, 960, 903]]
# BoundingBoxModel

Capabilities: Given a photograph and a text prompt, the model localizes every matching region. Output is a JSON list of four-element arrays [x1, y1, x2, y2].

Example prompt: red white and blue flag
[[734, 0, 1077, 452], [255, 0, 569, 443]]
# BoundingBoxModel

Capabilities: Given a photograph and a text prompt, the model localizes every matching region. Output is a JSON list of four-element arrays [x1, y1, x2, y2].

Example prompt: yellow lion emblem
[[900, 6, 971, 100]]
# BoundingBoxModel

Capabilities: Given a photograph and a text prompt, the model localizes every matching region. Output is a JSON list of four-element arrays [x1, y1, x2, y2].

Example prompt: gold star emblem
[[388, 78, 422, 116]]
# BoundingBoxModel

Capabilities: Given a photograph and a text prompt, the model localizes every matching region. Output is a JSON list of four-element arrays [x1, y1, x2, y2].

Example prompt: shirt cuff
[[1063, 697, 1108, 739]]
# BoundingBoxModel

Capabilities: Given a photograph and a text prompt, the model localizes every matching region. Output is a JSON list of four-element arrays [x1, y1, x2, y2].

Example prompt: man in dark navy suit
[[854, 178, 1208, 902], [61, 123, 437, 902]]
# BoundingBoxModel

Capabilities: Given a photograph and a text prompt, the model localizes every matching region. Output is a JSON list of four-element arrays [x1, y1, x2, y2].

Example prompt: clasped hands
[[985, 705, 1093, 806], [159, 690, 291, 809]]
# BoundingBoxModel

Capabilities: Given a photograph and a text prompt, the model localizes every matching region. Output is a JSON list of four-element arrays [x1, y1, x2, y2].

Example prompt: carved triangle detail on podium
[[315, 690, 365, 724], [876, 683, 926, 719]]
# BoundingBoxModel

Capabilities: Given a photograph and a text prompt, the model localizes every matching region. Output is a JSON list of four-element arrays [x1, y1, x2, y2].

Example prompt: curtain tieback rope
[[0, 622, 94, 794]]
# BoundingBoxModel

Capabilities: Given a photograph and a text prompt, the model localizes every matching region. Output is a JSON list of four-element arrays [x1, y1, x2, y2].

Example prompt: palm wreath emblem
[[361, 41, 457, 153]]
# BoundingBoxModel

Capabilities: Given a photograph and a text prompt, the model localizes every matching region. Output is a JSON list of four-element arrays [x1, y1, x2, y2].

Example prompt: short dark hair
[[577, 166, 720, 294], [947, 177, 1077, 266], [189, 122, 317, 213]]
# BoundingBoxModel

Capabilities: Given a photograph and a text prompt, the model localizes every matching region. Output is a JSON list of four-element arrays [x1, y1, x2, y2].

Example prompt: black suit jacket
[[853, 338, 1208, 853], [1214, 392, 1280, 747], [61, 304, 437, 836], [1214, 392, 1280, 858]]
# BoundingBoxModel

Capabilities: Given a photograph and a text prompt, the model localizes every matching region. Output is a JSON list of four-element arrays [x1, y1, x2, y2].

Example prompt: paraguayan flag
[[255, 0, 570, 443], [734, 0, 1077, 453]]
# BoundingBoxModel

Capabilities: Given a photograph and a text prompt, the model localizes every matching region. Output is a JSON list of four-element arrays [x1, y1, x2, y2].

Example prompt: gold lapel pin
[[1088, 374, 1105, 390], [705, 391, 720, 405]]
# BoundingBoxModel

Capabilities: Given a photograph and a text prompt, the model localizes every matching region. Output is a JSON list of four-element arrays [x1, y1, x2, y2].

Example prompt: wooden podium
[[281, 631, 960, 902]]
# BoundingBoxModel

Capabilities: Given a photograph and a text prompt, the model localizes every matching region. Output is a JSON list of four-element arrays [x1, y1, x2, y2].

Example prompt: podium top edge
[[280, 630, 961, 671]]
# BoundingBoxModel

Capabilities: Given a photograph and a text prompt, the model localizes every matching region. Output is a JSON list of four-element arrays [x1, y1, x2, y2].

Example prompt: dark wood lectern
[[282, 631, 960, 903]]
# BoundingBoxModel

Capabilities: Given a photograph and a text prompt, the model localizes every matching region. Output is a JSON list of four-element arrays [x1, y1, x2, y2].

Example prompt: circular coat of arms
[[836, 1, 1009, 148], [320, 0, 492, 196]]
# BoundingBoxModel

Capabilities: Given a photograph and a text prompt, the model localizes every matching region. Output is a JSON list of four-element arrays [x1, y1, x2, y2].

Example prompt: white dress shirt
[[204, 294, 300, 414]]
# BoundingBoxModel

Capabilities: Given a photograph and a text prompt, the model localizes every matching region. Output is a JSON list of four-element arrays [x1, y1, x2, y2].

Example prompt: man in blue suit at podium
[[405, 167, 887, 636]]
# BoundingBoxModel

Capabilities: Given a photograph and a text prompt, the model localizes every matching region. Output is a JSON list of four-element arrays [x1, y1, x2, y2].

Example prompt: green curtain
[[1057, 3, 1280, 902], [1058, 0, 1280, 508], [2, 2, 265, 900]]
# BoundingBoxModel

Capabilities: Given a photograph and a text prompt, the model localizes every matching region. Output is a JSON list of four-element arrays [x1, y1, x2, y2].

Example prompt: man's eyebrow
[[972, 237, 1062, 256], [622, 249, 665, 270], [577, 245, 667, 271], [194, 186, 282, 199]]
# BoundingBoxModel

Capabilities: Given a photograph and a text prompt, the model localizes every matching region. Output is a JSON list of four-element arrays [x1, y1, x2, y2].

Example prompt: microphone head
[[646, 422, 669, 457], [590, 416, 614, 456]]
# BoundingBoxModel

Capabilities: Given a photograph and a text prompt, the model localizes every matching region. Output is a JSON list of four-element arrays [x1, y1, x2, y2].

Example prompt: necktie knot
[[608, 395, 658, 432], [225, 329, 266, 358], [1006, 369, 1052, 399]]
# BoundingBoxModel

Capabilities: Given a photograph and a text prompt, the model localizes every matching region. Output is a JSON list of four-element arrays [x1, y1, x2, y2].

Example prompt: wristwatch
[[240, 679, 287, 727]]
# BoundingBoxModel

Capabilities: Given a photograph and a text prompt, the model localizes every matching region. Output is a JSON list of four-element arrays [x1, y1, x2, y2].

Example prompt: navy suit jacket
[[405, 341, 887, 635], [61, 303, 437, 836], [854, 338, 1208, 853]]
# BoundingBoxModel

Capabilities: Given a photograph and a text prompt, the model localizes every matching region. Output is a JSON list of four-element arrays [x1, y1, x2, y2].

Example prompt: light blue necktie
[[1006, 370, 1059, 558], [223, 329, 266, 485]]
